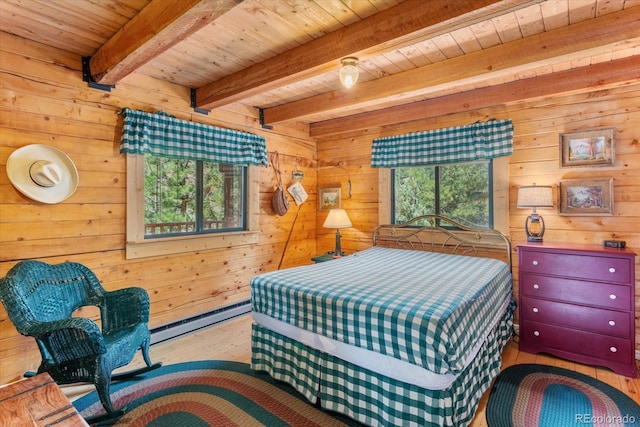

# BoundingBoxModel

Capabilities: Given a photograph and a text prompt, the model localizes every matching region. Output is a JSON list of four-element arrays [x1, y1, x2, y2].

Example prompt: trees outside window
[[144, 155, 245, 238], [392, 161, 492, 228]]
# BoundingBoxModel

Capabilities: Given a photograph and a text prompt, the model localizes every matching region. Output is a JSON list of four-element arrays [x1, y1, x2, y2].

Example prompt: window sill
[[125, 230, 259, 259]]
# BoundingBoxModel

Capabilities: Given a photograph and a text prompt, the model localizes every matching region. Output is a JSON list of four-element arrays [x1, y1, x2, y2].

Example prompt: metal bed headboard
[[372, 214, 512, 268]]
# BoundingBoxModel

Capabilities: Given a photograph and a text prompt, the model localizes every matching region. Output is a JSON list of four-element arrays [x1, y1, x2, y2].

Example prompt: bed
[[250, 215, 515, 427]]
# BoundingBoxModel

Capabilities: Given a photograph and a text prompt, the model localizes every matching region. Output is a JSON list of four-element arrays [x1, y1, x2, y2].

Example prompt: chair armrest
[[26, 317, 106, 362], [100, 287, 150, 333]]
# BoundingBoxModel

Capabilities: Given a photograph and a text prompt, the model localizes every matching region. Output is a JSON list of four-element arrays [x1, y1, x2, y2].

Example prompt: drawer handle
[[609, 294, 617, 300], [533, 331, 540, 337], [532, 260, 539, 266], [609, 267, 616, 273], [533, 284, 540, 290], [532, 307, 539, 313], [609, 320, 616, 327], [610, 346, 617, 353]]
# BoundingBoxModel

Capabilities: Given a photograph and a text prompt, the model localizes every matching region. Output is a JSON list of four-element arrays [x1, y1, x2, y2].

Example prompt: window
[[371, 119, 512, 231], [144, 155, 246, 238], [391, 160, 493, 228], [125, 154, 259, 259], [119, 109, 266, 259]]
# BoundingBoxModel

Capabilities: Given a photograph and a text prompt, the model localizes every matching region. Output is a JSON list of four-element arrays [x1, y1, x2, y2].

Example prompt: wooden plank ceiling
[[1, 0, 639, 136]]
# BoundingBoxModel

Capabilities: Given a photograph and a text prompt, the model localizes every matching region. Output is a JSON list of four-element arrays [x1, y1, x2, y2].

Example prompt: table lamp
[[517, 184, 553, 242], [323, 209, 352, 256]]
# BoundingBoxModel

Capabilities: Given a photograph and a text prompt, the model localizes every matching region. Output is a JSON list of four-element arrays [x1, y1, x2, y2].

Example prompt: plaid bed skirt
[[251, 300, 515, 427]]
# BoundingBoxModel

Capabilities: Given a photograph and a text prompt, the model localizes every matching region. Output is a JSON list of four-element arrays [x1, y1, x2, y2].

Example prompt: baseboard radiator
[[150, 300, 251, 345]]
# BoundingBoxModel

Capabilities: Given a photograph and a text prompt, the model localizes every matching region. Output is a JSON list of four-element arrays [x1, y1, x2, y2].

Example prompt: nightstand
[[311, 253, 342, 263], [518, 242, 637, 377]]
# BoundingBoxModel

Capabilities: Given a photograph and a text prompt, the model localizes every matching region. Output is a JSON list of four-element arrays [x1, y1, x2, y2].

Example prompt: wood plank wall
[[316, 84, 640, 354], [0, 32, 318, 384], [1, 29, 639, 384]]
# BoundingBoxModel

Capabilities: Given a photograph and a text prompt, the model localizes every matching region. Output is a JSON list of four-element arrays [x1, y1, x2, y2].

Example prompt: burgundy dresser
[[518, 242, 637, 377]]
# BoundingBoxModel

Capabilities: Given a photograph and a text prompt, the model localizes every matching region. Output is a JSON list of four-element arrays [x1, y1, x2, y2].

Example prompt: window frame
[[125, 154, 259, 259], [390, 160, 494, 228], [143, 158, 247, 239], [379, 156, 509, 234]]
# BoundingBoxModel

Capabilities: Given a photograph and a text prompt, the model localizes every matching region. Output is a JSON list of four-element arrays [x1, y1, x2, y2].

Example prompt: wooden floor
[[67, 313, 640, 426]]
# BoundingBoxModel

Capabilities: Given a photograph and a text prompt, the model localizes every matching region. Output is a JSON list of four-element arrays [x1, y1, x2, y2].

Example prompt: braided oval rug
[[486, 364, 640, 427], [73, 360, 363, 426]]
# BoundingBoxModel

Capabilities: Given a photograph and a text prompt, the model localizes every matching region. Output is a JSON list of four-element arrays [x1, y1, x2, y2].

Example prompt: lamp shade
[[517, 185, 553, 208], [323, 209, 352, 229], [339, 57, 359, 89]]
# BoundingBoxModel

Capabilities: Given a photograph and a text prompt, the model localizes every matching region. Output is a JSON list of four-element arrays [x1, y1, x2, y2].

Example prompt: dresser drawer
[[521, 321, 633, 365], [519, 250, 631, 283], [520, 296, 631, 337], [520, 273, 631, 311]]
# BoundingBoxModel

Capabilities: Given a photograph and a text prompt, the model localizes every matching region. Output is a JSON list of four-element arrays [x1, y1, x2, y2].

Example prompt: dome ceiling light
[[339, 57, 359, 89]]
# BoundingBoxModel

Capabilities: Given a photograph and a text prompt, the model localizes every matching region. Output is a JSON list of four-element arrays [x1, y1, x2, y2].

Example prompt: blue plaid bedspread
[[251, 246, 513, 375]]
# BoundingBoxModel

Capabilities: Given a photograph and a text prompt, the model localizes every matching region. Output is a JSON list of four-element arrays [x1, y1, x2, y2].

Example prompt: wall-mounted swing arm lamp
[[339, 57, 359, 89], [323, 209, 352, 257], [517, 184, 553, 242]]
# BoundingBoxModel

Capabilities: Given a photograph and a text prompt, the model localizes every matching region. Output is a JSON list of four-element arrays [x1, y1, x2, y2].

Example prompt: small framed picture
[[559, 128, 615, 168], [559, 178, 613, 216], [319, 187, 341, 210]]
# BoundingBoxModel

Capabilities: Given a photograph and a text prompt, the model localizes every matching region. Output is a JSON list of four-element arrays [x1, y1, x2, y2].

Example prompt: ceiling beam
[[308, 55, 640, 138], [193, 0, 542, 110], [89, 0, 238, 85], [263, 7, 640, 126]]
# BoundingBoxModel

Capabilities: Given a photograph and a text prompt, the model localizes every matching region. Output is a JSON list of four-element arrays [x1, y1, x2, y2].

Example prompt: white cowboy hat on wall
[[6, 144, 79, 204]]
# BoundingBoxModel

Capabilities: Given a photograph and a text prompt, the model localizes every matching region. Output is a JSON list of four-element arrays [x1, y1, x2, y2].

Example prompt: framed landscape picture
[[559, 128, 615, 168], [319, 187, 341, 210], [559, 178, 613, 216]]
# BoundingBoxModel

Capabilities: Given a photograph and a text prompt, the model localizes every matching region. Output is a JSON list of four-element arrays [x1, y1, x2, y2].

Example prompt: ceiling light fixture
[[339, 57, 359, 89]]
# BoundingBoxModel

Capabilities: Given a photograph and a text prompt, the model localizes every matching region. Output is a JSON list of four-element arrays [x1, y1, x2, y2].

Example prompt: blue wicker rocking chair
[[0, 260, 161, 422]]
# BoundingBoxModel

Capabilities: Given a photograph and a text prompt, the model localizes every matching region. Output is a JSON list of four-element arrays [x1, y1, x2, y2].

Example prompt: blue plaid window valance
[[371, 119, 513, 168], [119, 108, 268, 167]]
